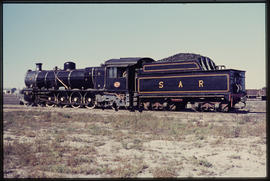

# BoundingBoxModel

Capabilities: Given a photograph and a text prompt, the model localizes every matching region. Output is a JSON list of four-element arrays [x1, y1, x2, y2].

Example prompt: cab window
[[108, 67, 117, 78], [117, 67, 127, 78], [108, 67, 127, 78]]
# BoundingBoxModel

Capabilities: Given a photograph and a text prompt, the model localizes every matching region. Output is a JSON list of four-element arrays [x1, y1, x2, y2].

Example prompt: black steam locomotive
[[21, 53, 247, 112]]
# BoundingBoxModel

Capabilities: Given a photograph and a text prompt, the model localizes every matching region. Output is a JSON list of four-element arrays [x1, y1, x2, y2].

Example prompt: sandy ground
[[3, 100, 267, 178]]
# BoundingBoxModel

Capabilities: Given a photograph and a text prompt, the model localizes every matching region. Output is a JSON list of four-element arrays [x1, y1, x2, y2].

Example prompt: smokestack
[[36, 63, 42, 71]]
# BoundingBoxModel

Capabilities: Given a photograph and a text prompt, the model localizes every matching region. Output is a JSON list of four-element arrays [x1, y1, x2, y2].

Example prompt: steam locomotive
[[21, 53, 247, 112]]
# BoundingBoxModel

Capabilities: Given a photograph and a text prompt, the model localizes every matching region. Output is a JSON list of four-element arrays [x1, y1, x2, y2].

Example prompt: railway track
[[3, 94, 265, 123], [3, 102, 265, 126]]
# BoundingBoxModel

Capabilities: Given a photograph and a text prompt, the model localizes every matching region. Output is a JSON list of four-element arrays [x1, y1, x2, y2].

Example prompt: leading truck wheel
[[84, 92, 95, 109]]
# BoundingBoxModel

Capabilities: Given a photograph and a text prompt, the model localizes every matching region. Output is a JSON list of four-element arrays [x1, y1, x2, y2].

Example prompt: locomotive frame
[[21, 53, 247, 112]]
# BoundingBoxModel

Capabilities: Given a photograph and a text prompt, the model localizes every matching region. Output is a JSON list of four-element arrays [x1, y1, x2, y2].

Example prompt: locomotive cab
[[104, 57, 155, 92], [106, 66, 128, 91]]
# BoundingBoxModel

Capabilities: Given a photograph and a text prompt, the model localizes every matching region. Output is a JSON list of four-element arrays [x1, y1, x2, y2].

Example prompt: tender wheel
[[219, 103, 230, 112], [167, 101, 176, 111], [151, 102, 163, 110], [143, 102, 151, 110], [70, 91, 83, 108], [57, 92, 69, 108], [84, 92, 95, 109]]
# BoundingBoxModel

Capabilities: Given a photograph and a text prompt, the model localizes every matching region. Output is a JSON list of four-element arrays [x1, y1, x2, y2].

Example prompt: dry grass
[[152, 166, 178, 177], [3, 101, 266, 178]]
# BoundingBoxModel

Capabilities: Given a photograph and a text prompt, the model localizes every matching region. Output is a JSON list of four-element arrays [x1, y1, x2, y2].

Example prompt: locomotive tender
[[21, 53, 247, 112]]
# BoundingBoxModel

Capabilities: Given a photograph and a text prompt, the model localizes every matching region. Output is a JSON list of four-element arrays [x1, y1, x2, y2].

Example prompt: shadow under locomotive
[[21, 53, 247, 112]]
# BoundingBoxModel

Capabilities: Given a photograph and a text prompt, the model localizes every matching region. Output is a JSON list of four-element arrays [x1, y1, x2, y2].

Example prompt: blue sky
[[3, 3, 265, 89]]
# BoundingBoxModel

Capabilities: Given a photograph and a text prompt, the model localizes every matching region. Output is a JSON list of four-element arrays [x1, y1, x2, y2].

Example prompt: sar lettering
[[199, 80, 204, 87], [178, 80, 183, 88], [159, 81, 164, 88]]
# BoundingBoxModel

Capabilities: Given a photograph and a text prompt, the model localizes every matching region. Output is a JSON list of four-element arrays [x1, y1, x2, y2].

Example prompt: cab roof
[[104, 57, 155, 67]]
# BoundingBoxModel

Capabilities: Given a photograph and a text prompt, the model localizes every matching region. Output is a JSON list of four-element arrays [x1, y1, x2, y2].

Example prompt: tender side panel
[[142, 61, 200, 72], [137, 73, 229, 94]]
